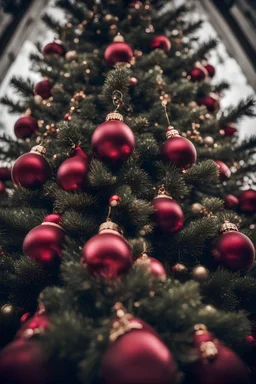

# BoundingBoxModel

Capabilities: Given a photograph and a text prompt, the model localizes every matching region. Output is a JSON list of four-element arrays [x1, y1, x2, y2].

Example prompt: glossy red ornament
[[239, 189, 256, 214], [0, 339, 54, 384], [14, 116, 38, 139], [81, 223, 132, 278], [42, 42, 65, 57], [220, 124, 237, 136], [104, 41, 133, 67], [16, 314, 49, 339], [0, 181, 7, 195], [161, 128, 197, 170], [212, 227, 255, 272], [189, 67, 207, 82], [198, 94, 220, 112], [57, 146, 89, 191], [64, 113, 71, 121], [129, 77, 138, 86], [34, 80, 52, 100], [224, 195, 239, 210], [214, 160, 231, 181], [92, 117, 135, 162], [204, 63, 215, 78], [109, 194, 121, 207], [247, 334, 256, 348], [100, 319, 176, 384], [150, 35, 171, 52], [0, 167, 11, 181], [23, 214, 65, 267], [136, 255, 166, 279], [185, 326, 249, 384], [152, 194, 184, 233], [12, 146, 51, 189]]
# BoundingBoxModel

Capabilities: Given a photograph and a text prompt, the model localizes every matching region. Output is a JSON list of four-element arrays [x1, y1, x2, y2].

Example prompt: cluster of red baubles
[[224, 189, 256, 213], [189, 62, 216, 82]]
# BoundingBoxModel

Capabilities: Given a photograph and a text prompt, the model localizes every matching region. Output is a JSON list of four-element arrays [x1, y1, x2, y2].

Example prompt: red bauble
[[0, 167, 11, 181], [100, 320, 176, 384], [150, 35, 171, 52], [189, 67, 206, 82], [81, 232, 132, 278], [161, 129, 197, 170], [92, 117, 135, 162], [239, 189, 256, 214], [214, 160, 231, 181], [104, 41, 133, 67], [204, 63, 215, 78], [198, 94, 220, 112], [0, 339, 54, 384], [212, 230, 255, 271], [57, 146, 89, 191], [129, 77, 138, 86], [186, 329, 249, 384], [109, 194, 121, 207], [12, 146, 51, 189], [224, 194, 239, 210], [23, 214, 65, 267], [136, 255, 166, 279], [16, 314, 49, 338], [0, 181, 7, 195], [220, 124, 237, 136], [152, 195, 184, 233], [14, 116, 38, 139], [42, 42, 65, 57], [34, 80, 52, 100]]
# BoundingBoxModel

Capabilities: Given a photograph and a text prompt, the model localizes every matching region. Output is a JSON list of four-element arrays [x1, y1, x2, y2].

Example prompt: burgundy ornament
[[129, 77, 138, 86], [81, 221, 132, 279], [189, 67, 207, 82], [220, 124, 237, 137], [172, 263, 189, 281], [204, 63, 215, 78], [57, 146, 89, 191], [198, 94, 220, 112], [152, 189, 184, 233], [100, 317, 176, 384], [12, 145, 51, 189], [34, 80, 52, 100], [0, 181, 7, 196], [212, 221, 255, 272], [42, 42, 65, 57], [64, 113, 71, 121], [185, 324, 249, 384], [14, 116, 38, 139], [214, 160, 231, 181], [224, 195, 239, 210], [0, 339, 54, 384], [109, 194, 121, 207], [150, 35, 171, 52], [238, 189, 256, 214], [92, 113, 135, 162], [104, 36, 133, 67], [0, 167, 11, 181], [161, 127, 197, 170], [136, 254, 166, 280], [23, 213, 65, 267], [16, 314, 49, 339]]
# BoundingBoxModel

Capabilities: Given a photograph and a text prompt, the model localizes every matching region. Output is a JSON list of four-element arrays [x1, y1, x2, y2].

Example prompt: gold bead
[[192, 265, 209, 281], [192, 203, 203, 214]]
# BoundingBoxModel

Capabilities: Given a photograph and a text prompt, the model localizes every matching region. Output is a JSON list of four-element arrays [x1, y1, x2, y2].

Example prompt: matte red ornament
[[129, 77, 138, 86], [57, 146, 89, 191], [12, 145, 51, 189], [0, 167, 11, 181], [185, 325, 249, 384], [220, 124, 237, 137], [204, 63, 215, 78], [0, 339, 54, 384], [42, 42, 65, 57], [212, 222, 255, 272], [34, 80, 52, 100], [16, 314, 49, 339], [238, 189, 256, 214], [152, 192, 184, 233], [224, 194, 239, 210], [198, 94, 220, 112], [161, 127, 197, 170], [104, 41, 133, 67], [14, 116, 38, 139], [23, 214, 65, 267], [136, 255, 166, 279], [189, 67, 207, 82], [150, 35, 171, 52], [92, 115, 135, 162], [214, 160, 231, 181], [100, 319, 176, 384]]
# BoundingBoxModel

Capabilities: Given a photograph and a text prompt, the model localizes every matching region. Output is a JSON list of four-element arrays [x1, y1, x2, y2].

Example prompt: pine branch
[[10, 76, 34, 97], [219, 96, 256, 127]]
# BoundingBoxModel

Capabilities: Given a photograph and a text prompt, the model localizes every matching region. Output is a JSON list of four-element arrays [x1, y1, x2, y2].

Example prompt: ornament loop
[[110, 303, 143, 343]]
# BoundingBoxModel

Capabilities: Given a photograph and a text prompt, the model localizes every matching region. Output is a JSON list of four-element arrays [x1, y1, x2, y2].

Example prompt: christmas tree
[[0, 0, 256, 383]]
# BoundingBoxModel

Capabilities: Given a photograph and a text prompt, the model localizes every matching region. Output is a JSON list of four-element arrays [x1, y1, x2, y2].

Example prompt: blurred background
[[0, 0, 255, 137]]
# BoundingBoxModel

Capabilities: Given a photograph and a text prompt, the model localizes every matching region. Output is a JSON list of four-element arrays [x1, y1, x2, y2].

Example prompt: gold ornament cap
[[154, 185, 173, 200], [219, 220, 238, 234], [113, 33, 125, 42], [166, 126, 180, 139], [99, 220, 123, 236], [106, 111, 123, 122], [30, 145, 46, 156]]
